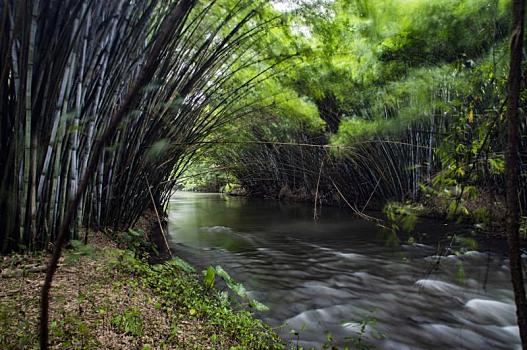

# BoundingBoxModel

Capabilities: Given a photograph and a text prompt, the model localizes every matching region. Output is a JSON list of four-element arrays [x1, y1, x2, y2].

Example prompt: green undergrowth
[[0, 236, 285, 350], [383, 195, 527, 245], [108, 249, 284, 349]]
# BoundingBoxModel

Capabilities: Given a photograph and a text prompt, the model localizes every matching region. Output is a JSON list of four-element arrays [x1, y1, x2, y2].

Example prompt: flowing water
[[167, 192, 521, 349]]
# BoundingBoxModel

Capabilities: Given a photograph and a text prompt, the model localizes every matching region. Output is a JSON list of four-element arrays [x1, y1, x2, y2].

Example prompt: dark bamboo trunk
[[38, 1, 196, 348], [505, 0, 527, 348]]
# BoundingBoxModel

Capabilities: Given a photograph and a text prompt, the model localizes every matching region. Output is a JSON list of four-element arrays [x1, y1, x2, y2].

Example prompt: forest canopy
[[180, 0, 524, 221]]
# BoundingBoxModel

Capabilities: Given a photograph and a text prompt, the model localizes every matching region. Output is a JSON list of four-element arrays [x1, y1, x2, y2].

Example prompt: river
[[167, 192, 521, 349]]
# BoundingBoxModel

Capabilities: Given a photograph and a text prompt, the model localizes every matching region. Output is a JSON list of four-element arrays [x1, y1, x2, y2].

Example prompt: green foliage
[[171, 257, 196, 274], [64, 240, 97, 265], [0, 302, 38, 349], [179, 158, 237, 192], [214, 266, 247, 297], [383, 202, 419, 234], [454, 235, 479, 252], [111, 252, 282, 349], [178, 67, 327, 193], [182, 0, 519, 219], [111, 307, 144, 337], [472, 208, 492, 228], [48, 313, 96, 349], [221, 183, 242, 194], [107, 228, 158, 258], [375, 0, 510, 65], [321, 311, 383, 350], [203, 266, 217, 290], [347, 318, 376, 350], [292, 0, 510, 124], [214, 266, 270, 312]]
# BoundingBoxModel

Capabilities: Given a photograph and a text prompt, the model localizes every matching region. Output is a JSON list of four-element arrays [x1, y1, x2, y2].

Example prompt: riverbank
[[221, 183, 526, 238], [0, 232, 283, 349]]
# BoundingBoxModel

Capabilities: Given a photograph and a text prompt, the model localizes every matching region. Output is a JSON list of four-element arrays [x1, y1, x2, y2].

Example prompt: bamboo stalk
[[39, 1, 198, 347]]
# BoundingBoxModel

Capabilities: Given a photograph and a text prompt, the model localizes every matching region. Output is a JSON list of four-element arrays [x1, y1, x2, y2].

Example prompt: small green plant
[[453, 235, 478, 252], [203, 266, 216, 291], [107, 228, 158, 258], [64, 240, 97, 265], [321, 331, 335, 349], [472, 207, 491, 230], [169, 257, 196, 273], [111, 307, 144, 336], [344, 313, 381, 350], [213, 265, 269, 312], [383, 201, 418, 234]]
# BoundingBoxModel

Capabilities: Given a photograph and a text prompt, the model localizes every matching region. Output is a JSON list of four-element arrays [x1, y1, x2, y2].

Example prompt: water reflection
[[168, 192, 519, 349]]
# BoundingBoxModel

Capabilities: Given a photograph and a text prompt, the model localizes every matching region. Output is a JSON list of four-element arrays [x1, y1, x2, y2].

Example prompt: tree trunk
[[505, 0, 527, 348]]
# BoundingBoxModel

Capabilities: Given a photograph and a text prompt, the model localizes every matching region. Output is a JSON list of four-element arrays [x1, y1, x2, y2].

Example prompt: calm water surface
[[167, 192, 520, 349]]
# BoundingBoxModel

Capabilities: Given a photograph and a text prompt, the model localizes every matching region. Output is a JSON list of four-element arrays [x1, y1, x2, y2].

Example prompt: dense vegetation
[[1, 0, 527, 348], [184, 0, 526, 226], [0, 235, 282, 349], [0, 0, 287, 252]]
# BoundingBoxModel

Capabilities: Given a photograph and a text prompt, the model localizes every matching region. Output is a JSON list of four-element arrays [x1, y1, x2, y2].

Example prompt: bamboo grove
[[0, 0, 285, 253], [185, 0, 527, 221]]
